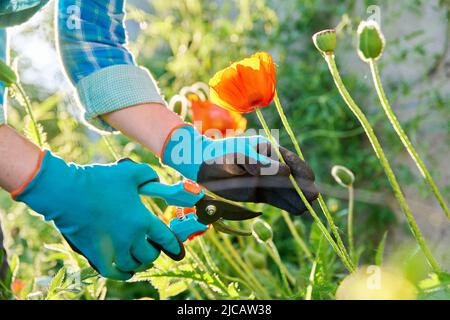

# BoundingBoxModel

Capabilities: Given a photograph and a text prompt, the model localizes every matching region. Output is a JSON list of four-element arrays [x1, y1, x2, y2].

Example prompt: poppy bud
[[357, 20, 385, 62], [0, 60, 17, 87], [312, 29, 337, 54], [251, 219, 273, 243], [331, 165, 355, 187]]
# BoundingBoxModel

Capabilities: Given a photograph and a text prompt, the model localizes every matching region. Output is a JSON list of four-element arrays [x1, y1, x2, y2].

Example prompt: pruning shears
[[139, 179, 261, 242]]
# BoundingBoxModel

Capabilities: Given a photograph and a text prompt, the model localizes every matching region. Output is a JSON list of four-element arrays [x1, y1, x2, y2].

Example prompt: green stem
[[207, 232, 269, 298], [306, 234, 323, 300], [197, 237, 217, 272], [347, 184, 355, 262], [189, 285, 203, 300], [274, 92, 304, 159], [281, 211, 314, 261], [14, 83, 43, 147], [255, 107, 355, 273], [324, 53, 441, 272], [274, 92, 353, 267], [197, 238, 250, 291], [265, 240, 294, 297], [317, 196, 351, 262], [304, 261, 317, 300], [369, 60, 450, 220], [185, 249, 219, 299], [186, 246, 227, 296], [102, 136, 120, 160], [218, 233, 271, 297]]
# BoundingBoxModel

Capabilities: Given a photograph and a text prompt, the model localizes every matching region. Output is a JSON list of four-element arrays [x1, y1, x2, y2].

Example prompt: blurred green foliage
[[0, 0, 449, 300]]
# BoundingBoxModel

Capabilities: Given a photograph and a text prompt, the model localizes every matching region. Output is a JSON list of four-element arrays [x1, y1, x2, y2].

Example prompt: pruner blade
[[196, 195, 262, 225], [212, 220, 252, 236]]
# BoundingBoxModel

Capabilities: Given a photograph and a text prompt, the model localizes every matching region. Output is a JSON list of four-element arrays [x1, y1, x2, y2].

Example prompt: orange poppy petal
[[256, 52, 276, 105], [210, 85, 240, 112], [236, 64, 269, 108], [190, 97, 247, 137], [212, 69, 251, 112]]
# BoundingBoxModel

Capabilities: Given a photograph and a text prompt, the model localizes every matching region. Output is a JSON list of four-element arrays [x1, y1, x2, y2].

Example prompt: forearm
[[0, 30, 42, 194], [0, 125, 41, 193], [102, 103, 185, 156]]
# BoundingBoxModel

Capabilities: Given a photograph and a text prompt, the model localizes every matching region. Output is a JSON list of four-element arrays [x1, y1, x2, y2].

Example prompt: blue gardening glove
[[162, 125, 319, 215], [13, 151, 184, 280]]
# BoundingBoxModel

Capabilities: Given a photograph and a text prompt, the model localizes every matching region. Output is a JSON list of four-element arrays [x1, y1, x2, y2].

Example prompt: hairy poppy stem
[[347, 184, 355, 263], [207, 232, 270, 298], [305, 260, 317, 300], [197, 237, 252, 292], [218, 233, 270, 295], [281, 211, 314, 261], [255, 107, 356, 273], [323, 53, 441, 272], [274, 92, 305, 159], [273, 91, 354, 268], [305, 235, 323, 300], [102, 135, 120, 160], [264, 240, 294, 296], [369, 60, 450, 220], [186, 246, 228, 297], [14, 83, 43, 147]]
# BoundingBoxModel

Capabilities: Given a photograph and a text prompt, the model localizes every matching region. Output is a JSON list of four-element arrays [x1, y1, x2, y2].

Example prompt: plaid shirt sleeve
[[0, 29, 7, 126], [57, 0, 165, 133]]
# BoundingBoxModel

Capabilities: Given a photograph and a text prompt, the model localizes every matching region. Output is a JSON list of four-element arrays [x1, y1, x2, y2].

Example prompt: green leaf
[[24, 117, 47, 148], [0, 254, 19, 295], [418, 273, 450, 300], [133, 268, 215, 286], [79, 267, 99, 281], [437, 272, 450, 283], [46, 267, 66, 299], [132, 263, 227, 299], [419, 273, 441, 289], [375, 231, 388, 266], [226, 282, 240, 299], [161, 281, 188, 299], [0, 60, 17, 87]]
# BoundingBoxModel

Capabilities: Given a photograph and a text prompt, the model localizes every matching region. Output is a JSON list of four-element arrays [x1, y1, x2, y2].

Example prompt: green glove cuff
[[76, 65, 166, 134]]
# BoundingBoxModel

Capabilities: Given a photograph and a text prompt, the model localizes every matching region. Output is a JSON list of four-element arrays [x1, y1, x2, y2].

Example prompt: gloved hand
[[13, 151, 184, 280], [162, 125, 318, 215]]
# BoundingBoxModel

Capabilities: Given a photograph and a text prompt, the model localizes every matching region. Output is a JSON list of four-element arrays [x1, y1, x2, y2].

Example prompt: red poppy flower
[[189, 95, 247, 138], [209, 52, 276, 113]]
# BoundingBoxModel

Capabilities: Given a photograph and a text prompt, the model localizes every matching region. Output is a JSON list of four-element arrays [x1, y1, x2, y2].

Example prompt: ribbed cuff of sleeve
[[75, 64, 166, 133]]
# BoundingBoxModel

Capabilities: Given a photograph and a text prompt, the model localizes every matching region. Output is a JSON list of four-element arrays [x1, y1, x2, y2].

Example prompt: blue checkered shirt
[[0, 0, 165, 132]]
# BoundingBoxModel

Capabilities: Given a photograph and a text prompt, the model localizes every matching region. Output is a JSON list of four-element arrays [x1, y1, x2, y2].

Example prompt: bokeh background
[[0, 0, 449, 299]]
